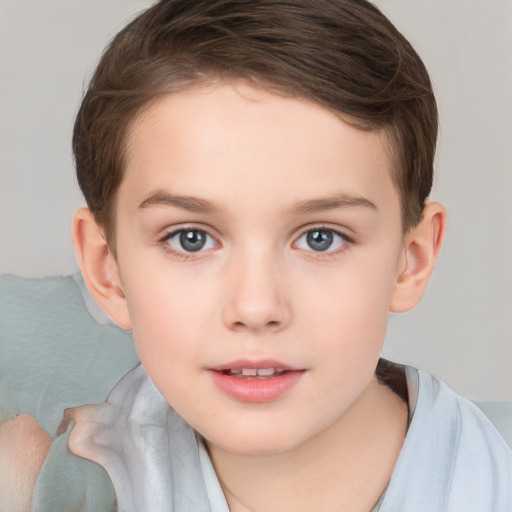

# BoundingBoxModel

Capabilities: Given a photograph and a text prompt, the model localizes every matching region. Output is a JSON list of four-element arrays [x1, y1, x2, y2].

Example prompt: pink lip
[[208, 359, 305, 403]]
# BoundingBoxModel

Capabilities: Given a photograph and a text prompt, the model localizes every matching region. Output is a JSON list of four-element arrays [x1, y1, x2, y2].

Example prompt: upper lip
[[208, 359, 302, 372]]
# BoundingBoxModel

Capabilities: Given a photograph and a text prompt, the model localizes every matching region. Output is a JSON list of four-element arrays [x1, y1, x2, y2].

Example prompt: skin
[[0, 415, 51, 512], [73, 82, 445, 511]]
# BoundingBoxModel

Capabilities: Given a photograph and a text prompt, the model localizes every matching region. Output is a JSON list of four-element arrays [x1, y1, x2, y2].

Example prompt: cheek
[[120, 265, 217, 389], [300, 253, 398, 366], [303, 253, 396, 328]]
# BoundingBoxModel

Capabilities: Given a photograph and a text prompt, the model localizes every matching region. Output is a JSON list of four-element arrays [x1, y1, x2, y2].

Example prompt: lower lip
[[209, 370, 304, 403]]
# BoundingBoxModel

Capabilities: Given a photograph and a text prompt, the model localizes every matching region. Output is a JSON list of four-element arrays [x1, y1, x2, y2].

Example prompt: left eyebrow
[[291, 194, 378, 214]]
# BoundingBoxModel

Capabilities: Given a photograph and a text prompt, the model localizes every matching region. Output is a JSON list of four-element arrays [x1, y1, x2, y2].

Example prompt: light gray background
[[1, 1, 511, 400]]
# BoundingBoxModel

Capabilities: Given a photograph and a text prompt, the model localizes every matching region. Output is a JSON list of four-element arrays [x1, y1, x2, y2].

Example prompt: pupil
[[180, 230, 206, 252], [307, 230, 333, 251]]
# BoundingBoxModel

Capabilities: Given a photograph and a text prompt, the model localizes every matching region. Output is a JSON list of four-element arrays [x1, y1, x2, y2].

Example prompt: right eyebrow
[[137, 189, 219, 213]]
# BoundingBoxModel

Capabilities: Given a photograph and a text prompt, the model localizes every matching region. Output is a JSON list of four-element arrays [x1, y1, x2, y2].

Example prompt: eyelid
[[158, 222, 218, 241], [293, 225, 352, 253], [158, 224, 220, 256]]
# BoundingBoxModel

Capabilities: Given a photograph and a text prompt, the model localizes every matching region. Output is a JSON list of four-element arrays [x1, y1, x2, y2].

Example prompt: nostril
[[230, 319, 281, 331]]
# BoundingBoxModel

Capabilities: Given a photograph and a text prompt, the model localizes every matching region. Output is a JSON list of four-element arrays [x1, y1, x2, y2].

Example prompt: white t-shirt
[[68, 363, 512, 512]]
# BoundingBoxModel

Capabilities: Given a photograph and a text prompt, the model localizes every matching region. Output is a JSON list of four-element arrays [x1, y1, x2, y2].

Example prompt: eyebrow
[[291, 194, 377, 214], [137, 189, 377, 215], [138, 189, 219, 213]]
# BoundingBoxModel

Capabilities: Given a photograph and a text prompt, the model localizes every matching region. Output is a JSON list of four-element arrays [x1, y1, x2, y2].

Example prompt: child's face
[[112, 83, 406, 455]]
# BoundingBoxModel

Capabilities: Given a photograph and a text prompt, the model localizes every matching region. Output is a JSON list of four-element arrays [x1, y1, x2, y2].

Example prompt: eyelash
[[157, 225, 353, 260], [294, 225, 352, 257], [158, 227, 218, 260]]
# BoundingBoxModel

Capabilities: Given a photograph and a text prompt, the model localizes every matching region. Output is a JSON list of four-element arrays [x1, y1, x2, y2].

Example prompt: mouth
[[219, 367, 287, 378], [209, 360, 304, 403]]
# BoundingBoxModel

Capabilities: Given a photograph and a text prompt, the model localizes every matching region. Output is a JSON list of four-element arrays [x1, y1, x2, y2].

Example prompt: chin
[[202, 422, 315, 457]]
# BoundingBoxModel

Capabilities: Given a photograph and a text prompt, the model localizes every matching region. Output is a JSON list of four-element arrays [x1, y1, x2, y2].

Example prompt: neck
[[206, 376, 407, 512]]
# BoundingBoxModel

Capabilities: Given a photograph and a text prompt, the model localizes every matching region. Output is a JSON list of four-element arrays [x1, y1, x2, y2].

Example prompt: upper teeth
[[230, 368, 284, 376]]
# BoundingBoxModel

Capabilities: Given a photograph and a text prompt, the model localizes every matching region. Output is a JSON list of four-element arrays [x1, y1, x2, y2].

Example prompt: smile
[[209, 361, 304, 402], [224, 368, 286, 378]]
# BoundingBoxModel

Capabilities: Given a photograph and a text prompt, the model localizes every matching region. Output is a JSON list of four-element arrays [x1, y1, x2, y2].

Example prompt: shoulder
[[380, 366, 512, 512], [67, 365, 210, 512]]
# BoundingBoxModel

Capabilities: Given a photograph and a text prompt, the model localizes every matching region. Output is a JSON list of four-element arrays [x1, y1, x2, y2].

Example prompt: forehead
[[120, 83, 399, 218]]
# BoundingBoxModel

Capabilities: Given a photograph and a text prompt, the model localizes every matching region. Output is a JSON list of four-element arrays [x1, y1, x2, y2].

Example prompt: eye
[[164, 228, 216, 253], [295, 228, 348, 253]]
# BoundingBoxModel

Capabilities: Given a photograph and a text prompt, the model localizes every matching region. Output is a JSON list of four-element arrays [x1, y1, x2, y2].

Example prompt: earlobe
[[71, 208, 132, 328], [390, 202, 446, 313]]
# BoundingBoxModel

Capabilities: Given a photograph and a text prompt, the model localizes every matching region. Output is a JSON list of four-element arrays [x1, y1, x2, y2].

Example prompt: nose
[[221, 250, 291, 333]]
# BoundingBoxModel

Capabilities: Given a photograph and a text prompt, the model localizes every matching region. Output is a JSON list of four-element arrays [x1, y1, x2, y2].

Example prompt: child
[[50, 0, 512, 510]]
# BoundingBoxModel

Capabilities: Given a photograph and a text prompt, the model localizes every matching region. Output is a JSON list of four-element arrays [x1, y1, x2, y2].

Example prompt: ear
[[390, 202, 446, 313], [72, 208, 132, 328]]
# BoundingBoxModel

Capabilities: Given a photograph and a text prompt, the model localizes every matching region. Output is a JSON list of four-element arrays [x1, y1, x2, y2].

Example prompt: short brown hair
[[73, 0, 437, 248]]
